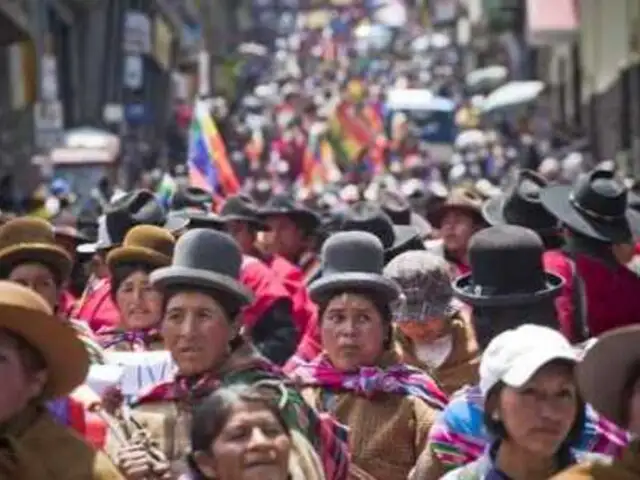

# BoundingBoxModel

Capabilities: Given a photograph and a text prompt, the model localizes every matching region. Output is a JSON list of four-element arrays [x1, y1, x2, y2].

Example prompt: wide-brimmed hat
[[107, 225, 175, 271], [309, 231, 401, 304], [0, 281, 89, 398], [150, 229, 253, 307], [540, 168, 640, 243], [379, 189, 433, 239], [453, 225, 564, 307], [483, 170, 560, 235], [427, 187, 486, 228], [384, 250, 458, 321], [170, 186, 215, 212], [79, 190, 188, 253], [576, 325, 640, 427], [258, 194, 321, 233], [339, 202, 423, 261], [0, 218, 73, 281], [219, 195, 269, 231]]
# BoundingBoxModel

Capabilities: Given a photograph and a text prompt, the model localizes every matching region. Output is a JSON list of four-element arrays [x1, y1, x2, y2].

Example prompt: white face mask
[[414, 334, 454, 369]]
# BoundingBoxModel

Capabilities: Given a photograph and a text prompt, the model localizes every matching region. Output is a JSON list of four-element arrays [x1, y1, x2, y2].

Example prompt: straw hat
[[0, 218, 73, 280], [107, 225, 175, 271], [0, 281, 88, 398]]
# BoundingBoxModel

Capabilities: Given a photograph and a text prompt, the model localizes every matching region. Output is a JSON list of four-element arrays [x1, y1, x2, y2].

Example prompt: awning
[[526, 0, 578, 46]]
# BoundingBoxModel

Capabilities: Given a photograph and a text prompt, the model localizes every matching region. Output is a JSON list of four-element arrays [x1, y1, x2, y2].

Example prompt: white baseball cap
[[479, 325, 578, 397]]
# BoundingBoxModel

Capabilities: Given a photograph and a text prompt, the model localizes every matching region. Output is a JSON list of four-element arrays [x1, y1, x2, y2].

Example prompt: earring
[[492, 411, 500, 421]]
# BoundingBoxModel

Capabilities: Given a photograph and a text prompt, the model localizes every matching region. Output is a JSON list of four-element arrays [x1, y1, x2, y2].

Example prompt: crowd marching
[[2, 3, 640, 480]]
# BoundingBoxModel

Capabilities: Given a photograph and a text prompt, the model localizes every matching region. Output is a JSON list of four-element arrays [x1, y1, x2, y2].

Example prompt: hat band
[[569, 193, 625, 223]]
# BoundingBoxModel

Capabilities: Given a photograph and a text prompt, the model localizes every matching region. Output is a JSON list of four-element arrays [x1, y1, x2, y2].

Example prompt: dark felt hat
[[452, 225, 564, 307], [219, 195, 269, 231], [170, 186, 214, 212], [540, 168, 640, 243], [379, 189, 433, 239], [339, 201, 423, 261], [309, 231, 401, 304], [150, 229, 253, 307], [483, 170, 560, 235], [259, 193, 321, 233]]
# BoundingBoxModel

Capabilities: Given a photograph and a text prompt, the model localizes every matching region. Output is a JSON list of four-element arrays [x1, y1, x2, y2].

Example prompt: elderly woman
[[442, 325, 594, 479], [384, 250, 479, 395], [98, 225, 174, 351], [288, 231, 448, 480], [188, 384, 325, 480], [108, 229, 349, 479], [0, 217, 104, 362], [0, 280, 123, 478], [553, 325, 640, 479]]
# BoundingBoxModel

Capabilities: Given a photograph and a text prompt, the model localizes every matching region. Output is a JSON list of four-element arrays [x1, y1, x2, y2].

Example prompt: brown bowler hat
[[107, 225, 175, 271]]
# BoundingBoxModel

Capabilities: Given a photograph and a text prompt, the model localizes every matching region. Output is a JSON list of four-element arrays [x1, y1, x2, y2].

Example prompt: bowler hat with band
[[259, 194, 321, 233], [150, 229, 253, 308], [0, 281, 88, 398], [453, 225, 564, 307], [219, 195, 270, 231], [107, 224, 175, 271], [540, 168, 640, 243], [309, 231, 401, 304], [483, 170, 559, 235], [0, 217, 73, 281]]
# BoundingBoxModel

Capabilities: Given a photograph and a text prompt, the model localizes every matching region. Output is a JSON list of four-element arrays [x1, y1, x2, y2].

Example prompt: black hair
[[0, 260, 63, 288], [317, 288, 394, 350], [483, 360, 585, 450], [187, 384, 290, 480], [110, 262, 155, 300], [162, 284, 242, 325]]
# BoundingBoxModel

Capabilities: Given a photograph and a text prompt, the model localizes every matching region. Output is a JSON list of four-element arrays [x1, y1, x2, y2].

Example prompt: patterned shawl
[[135, 340, 350, 480], [288, 353, 448, 410], [428, 385, 631, 473], [97, 326, 162, 351]]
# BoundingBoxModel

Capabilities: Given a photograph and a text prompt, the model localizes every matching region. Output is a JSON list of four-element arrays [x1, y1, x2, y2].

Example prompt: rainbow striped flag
[[155, 173, 176, 209], [187, 101, 240, 197]]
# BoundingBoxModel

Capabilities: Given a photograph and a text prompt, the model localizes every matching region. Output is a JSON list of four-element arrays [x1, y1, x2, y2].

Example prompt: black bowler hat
[[219, 195, 269, 231], [259, 193, 321, 233], [483, 170, 559, 235], [453, 225, 564, 307], [169, 186, 224, 231], [540, 168, 640, 243], [150, 229, 253, 308], [309, 231, 401, 304]]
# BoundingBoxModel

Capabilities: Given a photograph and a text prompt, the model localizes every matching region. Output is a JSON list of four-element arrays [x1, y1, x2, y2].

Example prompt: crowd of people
[[1, 4, 640, 480]]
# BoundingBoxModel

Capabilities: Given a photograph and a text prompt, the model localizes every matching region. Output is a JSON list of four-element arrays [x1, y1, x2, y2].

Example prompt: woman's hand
[[116, 443, 153, 479]]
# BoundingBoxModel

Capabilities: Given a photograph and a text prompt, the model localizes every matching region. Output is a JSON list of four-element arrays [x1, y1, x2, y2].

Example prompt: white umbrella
[[455, 129, 486, 150], [482, 81, 545, 112], [466, 65, 508, 90]]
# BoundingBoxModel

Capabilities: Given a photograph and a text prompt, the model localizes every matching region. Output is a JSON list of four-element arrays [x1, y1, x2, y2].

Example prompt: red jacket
[[74, 278, 120, 332], [241, 256, 291, 330], [544, 250, 640, 341]]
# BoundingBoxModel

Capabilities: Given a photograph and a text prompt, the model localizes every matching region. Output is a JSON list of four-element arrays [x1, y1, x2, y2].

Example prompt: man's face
[[440, 209, 479, 255]]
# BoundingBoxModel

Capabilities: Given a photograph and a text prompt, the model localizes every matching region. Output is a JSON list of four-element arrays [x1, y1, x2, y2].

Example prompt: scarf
[[98, 327, 162, 351], [289, 353, 448, 410]]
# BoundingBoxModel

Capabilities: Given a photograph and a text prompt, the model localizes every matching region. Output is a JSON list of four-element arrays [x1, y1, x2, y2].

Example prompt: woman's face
[[321, 293, 386, 372], [196, 401, 291, 480], [0, 332, 47, 422], [626, 375, 640, 435], [115, 270, 163, 330], [8, 263, 59, 310], [495, 362, 578, 458], [162, 291, 235, 376]]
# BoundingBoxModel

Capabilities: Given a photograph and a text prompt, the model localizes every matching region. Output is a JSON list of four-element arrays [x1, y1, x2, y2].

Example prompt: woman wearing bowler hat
[[107, 228, 349, 479], [540, 168, 640, 341], [0, 281, 123, 478], [288, 231, 448, 480]]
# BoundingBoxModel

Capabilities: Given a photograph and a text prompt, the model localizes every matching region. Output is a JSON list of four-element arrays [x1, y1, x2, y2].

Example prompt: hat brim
[[107, 246, 171, 271], [452, 271, 564, 307], [540, 185, 640, 242], [221, 214, 271, 231], [427, 204, 485, 229], [502, 348, 577, 391], [482, 194, 508, 226], [576, 326, 640, 426], [259, 209, 321, 232], [164, 214, 190, 233], [309, 272, 401, 304], [387, 225, 424, 258], [0, 244, 73, 280], [0, 304, 89, 399], [150, 265, 253, 306]]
